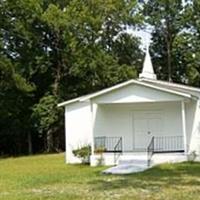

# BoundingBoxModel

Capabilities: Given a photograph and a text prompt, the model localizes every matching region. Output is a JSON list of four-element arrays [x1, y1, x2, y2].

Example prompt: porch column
[[90, 102, 97, 155], [181, 101, 187, 154]]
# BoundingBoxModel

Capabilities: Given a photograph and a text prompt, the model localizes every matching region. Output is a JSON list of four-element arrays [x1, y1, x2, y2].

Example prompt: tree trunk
[[53, 63, 61, 96], [49, 31, 62, 152], [167, 40, 172, 82], [27, 132, 33, 155], [52, 31, 62, 97], [47, 129, 54, 153], [166, 0, 173, 82]]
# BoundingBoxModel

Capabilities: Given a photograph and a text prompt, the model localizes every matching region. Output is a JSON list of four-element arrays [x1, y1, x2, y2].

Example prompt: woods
[[0, 0, 199, 156]]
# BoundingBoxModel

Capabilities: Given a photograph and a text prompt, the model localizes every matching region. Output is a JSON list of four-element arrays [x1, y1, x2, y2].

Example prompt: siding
[[65, 101, 92, 163], [93, 84, 186, 104]]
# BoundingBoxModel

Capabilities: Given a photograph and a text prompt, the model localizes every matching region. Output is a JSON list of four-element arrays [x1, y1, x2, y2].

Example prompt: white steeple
[[139, 45, 157, 80]]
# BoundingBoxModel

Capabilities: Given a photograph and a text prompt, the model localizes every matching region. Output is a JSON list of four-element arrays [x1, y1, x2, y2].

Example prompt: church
[[58, 48, 200, 169]]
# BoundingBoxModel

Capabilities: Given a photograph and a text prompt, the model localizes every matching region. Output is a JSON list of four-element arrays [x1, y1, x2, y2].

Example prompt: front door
[[133, 111, 163, 150]]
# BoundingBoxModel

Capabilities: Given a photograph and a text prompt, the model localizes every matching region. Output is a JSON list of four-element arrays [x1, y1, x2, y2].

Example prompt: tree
[[38, 0, 143, 151], [0, 0, 143, 155], [0, 0, 53, 154], [143, 0, 185, 82], [42, 0, 143, 97], [32, 95, 63, 152], [0, 55, 34, 155], [178, 0, 200, 87]]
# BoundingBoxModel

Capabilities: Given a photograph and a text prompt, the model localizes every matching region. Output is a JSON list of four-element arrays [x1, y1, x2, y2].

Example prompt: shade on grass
[[0, 154, 200, 200]]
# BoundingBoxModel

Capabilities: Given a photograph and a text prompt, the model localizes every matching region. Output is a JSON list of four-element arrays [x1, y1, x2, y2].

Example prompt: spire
[[139, 45, 157, 80]]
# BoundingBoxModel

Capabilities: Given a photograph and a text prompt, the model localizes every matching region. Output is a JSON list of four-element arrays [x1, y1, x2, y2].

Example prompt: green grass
[[0, 154, 200, 200]]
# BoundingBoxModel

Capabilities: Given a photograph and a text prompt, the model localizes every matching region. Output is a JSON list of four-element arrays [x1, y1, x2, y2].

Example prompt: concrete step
[[120, 155, 147, 159], [117, 152, 148, 166], [121, 152, 147, 156], [103, 164, 149, 175], [118, 159, 148, 166]]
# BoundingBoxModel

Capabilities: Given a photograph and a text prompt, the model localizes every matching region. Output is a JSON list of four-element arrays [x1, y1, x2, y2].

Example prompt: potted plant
[[72, 145, 91, 164], [94, 146, 106, 165]]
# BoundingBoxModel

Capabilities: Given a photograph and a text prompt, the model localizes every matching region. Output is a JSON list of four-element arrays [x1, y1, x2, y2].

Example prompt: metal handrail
[[147, 135, 183, 166], [114, 137, 122, 152], [147, 136, 154, 166], [114, 137, 122, 164]]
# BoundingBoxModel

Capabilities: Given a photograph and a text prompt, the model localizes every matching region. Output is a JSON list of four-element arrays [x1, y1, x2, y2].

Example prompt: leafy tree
[[157, 0, 200, 87], [0, 0, 143, 155], [32, 95, 63, 152], [143, 0, 185, 82], [42, 0, 143, 98], [178, 0, 200, 87], [0, 55, 34, 155], [38, 0, 143, 151], [0, 0, 52, 154]]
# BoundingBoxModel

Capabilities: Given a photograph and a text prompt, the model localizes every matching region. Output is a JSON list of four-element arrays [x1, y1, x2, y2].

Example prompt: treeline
[[0, 0, 199, 156]]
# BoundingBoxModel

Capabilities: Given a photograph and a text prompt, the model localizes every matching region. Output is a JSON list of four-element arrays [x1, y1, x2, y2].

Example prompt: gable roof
[[141, 78, 200, 93], [58, 79, 198, 107]]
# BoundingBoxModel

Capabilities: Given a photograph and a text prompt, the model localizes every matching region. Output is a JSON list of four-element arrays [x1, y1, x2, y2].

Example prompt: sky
[[125, 26, 152, 51], [132, 30, 152, 49]]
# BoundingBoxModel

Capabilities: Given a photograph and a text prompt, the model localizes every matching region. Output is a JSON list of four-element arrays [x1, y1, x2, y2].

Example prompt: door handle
[[147, 131, 151, 135]]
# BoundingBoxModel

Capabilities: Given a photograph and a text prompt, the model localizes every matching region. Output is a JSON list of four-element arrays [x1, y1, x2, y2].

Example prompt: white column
[[181, 101, 187, 154], [90, 102, 97, 155]]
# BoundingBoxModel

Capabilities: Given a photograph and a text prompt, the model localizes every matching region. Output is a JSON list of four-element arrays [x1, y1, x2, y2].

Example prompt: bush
[[187, 151, 197, 163], [72, 145, 91, 164]]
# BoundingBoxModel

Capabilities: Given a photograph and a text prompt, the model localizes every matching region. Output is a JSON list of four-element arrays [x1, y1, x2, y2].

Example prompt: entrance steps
[[103, 152, 187, 174], [117, 152, 148, 166], [103, 152, 149, 174], [103, 163, 148, 174]]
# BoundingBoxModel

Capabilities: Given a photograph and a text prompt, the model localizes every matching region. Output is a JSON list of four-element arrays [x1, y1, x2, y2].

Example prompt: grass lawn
[[0, 154, 200, 200]]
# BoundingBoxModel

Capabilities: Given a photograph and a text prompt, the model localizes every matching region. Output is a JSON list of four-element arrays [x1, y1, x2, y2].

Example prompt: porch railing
[[154, 136, 183, 152], [147, 135, 184, 166], [94, 136, 122, 152]]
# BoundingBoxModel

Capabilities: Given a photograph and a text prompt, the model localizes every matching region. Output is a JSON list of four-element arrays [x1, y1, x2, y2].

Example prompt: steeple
[[139, 45, 157, 80]]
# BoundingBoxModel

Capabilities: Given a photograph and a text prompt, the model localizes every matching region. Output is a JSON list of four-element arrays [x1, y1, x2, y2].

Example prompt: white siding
[[65, 102, 92, 163], [188, 100, 200, 154], [93, 84, 186, 104], [94, 102, 183, 151]]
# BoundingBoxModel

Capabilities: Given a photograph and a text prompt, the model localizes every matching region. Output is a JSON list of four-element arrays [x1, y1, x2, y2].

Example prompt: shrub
[[72, 145, 91, 164], [187, 151, 197, 163]]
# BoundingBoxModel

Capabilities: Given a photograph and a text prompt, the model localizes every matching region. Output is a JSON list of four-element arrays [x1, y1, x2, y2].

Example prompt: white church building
[[58, 49, 200, 168]]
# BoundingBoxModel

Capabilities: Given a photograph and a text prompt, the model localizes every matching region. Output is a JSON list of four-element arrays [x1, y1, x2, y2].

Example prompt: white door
[[133, 111, 163, 150]]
